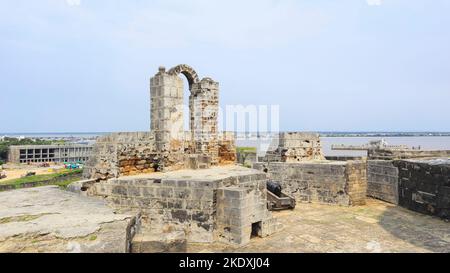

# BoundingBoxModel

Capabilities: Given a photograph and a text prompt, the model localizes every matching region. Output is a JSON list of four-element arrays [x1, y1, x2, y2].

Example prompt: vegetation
[[0, 169, 82, 190], [236, 147, 257, 153], [0, 137, 65, 163]]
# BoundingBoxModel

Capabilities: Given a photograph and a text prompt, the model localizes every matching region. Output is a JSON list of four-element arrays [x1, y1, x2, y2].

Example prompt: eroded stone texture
[[253, 161, 367, 206], [85, 65, 236, 178], [131, 231, 187, 253], [148, 65, 224, 170], [218, 132, 237, 165], [261, 132, 325, 163], [190, 78, 220, 164], [394, 158, 450, 220], [81, 65, 271, 248], [83, 132, 158, 180], [368, 149, 450, 160], [90, 166, 279, 246], [367, 160, 399, 204], [0, 186, 139, 253]]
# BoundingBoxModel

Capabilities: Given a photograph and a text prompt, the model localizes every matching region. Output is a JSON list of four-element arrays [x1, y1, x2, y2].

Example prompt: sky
[[0, 0, 449, 133]]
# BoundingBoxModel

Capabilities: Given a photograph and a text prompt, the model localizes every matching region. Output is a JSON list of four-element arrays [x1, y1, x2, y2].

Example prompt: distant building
[[8, 144, 93, 164]]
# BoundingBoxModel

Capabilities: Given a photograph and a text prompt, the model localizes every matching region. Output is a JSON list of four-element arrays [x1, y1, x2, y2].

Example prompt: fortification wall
[[83, 132, 158, 180], [261, 132, 325, 163], [394, 159, 450, 220], [253, 161, 367, 206], [368, 149, 450, 160], [218, 132, 237, 164], [367, 160, 399, 204]]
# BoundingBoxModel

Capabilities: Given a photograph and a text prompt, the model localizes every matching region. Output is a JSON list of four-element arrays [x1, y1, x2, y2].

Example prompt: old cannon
[[266, 180, 296, 211]]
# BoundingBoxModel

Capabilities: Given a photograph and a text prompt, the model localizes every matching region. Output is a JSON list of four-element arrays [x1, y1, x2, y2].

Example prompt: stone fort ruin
[[2, 63, 449, 253], [80, 64, 449, 252], [84, 64, 236, 180], [83, 65, 280, 249]]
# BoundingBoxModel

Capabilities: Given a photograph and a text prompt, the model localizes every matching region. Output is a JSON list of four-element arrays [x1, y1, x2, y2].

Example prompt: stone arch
[[168, 64, 200, 90]]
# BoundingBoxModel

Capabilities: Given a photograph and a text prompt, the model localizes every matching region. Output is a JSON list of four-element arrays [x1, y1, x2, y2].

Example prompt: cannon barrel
[[266, 180, 282, 197]]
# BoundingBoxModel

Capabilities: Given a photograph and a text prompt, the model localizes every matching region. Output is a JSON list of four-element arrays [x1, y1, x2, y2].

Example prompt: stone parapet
[[253, 160, 367, 206]]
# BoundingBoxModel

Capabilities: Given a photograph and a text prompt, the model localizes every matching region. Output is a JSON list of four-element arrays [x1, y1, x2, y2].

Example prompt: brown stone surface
[[188, 198, 450, 253]]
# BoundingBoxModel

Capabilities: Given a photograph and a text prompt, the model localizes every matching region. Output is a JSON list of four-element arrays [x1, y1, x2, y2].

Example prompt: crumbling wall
[[253, 161, 367, 206], [218, 132, 237, 165], [150, 67, 186, 171], [83, 132, 158, 180], [368, 149, 450, 160], [367, 160, 399, 204], [394, 159, 450, 220], [261, 132, 325, 163], [190, 78, 220, 164], [149, 65, 221, 170]]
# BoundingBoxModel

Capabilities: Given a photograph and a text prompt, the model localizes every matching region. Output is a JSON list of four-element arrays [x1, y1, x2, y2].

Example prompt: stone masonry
[[394, 158, 450, 220], [82, 65, 278, 248], [366, 149, 450, 205], [85, 65, 236, 178], [90, 166, 280, 245], [83, 132, 158, 180], [260, 132, 325, 163], [253, 160, 367, 206], [254, 132, 366, 206], [367, 160, 399, 204], [150, 65, 220, 169], [368, 149, 450, 160]]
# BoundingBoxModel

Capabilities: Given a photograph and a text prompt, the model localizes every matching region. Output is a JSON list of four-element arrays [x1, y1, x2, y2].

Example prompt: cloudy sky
[[1, 0, 449, 133]]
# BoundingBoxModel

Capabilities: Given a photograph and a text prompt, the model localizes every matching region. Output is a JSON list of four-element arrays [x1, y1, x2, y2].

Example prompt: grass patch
[[0, 169, 82, 190], [0, 213, 51, 224], [236, 147, 257, 153], [89, 235, 98, 241]]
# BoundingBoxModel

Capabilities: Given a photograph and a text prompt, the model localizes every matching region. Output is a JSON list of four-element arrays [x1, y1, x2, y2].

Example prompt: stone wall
[[368, 149, 450, 160], [83, 132, 158, 180], [218, 132, 237, 164], [394, 159, 450, 220], [150, 67, 186, 171], [216, 182, 279, 245], [367, 160, 399, 204], [253, 161, 367, 206], [90, 166, 278, 245], [191, 78, 220, 164], [84, 131, 237, 180], [261, 132, 325, 163]]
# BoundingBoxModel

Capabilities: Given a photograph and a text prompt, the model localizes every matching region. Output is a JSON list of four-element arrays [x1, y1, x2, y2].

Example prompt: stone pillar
[[150, 66, 185, 170], [191, 78, 219, 165]]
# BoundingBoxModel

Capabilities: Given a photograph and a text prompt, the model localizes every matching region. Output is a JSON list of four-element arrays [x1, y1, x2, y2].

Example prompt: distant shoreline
[[1, 132, 450, 138]]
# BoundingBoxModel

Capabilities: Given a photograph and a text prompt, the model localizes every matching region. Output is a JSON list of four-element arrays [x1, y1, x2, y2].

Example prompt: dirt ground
[[0, 164, 65, 183], [189, 199, 450, 253]]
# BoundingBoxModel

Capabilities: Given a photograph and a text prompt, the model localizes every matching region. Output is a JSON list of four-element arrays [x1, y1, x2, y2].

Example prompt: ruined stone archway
[[167, 64, 200, 91], [150, 65, 220, 168]]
